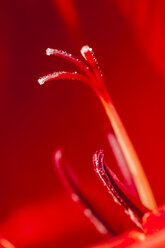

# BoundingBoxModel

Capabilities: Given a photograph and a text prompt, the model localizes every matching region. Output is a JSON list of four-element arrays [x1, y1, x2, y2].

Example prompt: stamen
[[81, 46, 156, 209], [54, 148, 116, 237], [81, 45, 103, 83], [38, 46, 156, 210], [93, 150, 145, 229], [38, 71, 89, 86]]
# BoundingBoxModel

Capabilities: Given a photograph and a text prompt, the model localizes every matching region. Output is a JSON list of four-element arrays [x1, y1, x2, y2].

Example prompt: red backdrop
[[0, 0, 165, 247]]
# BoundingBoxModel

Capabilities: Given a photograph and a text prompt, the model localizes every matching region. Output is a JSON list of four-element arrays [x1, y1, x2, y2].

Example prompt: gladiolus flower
[[38, 45, 165, 247], [2, 1, 165, 248]]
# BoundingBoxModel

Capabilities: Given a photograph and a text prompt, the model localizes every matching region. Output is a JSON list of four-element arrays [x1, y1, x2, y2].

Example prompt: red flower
[[1, 1, 165, 247], [38, 45, 165, 247]]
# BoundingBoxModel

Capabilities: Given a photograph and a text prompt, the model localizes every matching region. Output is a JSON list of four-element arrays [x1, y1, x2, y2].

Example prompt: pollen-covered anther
[[38, 76, 47, 85], [81, 45, 93, 59], [81, 45, 98, 68], [46, 48, 54, 56]]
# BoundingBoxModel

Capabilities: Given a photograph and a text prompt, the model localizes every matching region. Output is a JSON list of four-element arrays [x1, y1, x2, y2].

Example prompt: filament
[[81, 45, 103, 83], [93, 151, 144, 229], [53, 148, 116, 237], [38, 71, 90, 86]]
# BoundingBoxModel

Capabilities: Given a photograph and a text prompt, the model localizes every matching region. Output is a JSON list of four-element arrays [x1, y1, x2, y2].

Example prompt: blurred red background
[[1, 0, 165, 247]]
